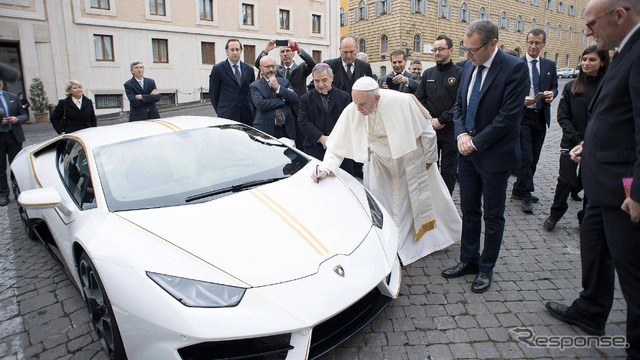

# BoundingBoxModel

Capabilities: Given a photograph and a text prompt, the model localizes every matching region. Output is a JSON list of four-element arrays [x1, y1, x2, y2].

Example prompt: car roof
[[62, 116, 238, 150]]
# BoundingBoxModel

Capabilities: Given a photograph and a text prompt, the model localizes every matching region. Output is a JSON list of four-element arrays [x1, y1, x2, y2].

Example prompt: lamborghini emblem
[[448, 77, 457, 85], [333, 265, 345, 277]]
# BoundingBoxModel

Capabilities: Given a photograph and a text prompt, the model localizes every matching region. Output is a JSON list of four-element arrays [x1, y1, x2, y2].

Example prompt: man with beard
[[379, 49, 420, 94], [415, 35, 463, 195]]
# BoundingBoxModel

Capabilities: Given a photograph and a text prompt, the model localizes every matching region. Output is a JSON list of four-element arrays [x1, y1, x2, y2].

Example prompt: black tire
[[78, 252, 128, 360], [10, 175, 37, 241]]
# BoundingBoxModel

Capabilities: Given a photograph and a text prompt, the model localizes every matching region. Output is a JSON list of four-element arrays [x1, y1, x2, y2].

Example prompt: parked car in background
[[557, 67, 577, 78]]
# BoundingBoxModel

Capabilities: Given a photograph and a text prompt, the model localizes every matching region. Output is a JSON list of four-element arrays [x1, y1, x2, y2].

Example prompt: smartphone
[[275, 39, 288, 46], [560, 148, 571, 155], [386, 77, 400, 90], [534, 92, 545, 101]]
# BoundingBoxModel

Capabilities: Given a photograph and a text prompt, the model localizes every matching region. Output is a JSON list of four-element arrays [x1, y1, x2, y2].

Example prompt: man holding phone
[[512, 29, 558, 213], [379, 49, 420, 94]]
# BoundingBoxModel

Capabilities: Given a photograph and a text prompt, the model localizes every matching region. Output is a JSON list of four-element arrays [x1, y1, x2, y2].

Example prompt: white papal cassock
[[321, 87, 462, 265]]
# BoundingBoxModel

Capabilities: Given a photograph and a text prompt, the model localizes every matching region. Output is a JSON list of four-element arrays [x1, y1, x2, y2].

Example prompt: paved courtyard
[[0, 82, 630, 359]]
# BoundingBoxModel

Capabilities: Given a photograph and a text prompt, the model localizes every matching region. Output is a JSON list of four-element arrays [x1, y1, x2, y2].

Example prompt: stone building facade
[[346, 0, 591, 77]]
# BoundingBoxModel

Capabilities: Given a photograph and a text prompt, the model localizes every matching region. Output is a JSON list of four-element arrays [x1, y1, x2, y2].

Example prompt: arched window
[[545, 22, 550, 35], [580, 29, 585, 43], [558, 1, 565, 13], [514, 48, 522, 57], [554, 53, 559, 64], [567, 26, 572, 41], [531, 18, 536, 29], [459, 40, 465, 57], [380, 65, 387, 77], [557, 24, 562, 40], [546, 0, 554, 10], [414, 34, 421, 52], [380, 35, 388, 54], [582, 8, 586, 18], [499, 11, 508, 29], [340, 8, 347, 26], [459, 2, 470, 22], [569, 5, 576, 16], [565, 54, 570, 66], [439, 0, 450, 19], [477, 6, 487, 20], [515, 15, 524, 32], [359, 38, 366, 52], [544, 51, 548, 58], [356, 0, 368, 21]]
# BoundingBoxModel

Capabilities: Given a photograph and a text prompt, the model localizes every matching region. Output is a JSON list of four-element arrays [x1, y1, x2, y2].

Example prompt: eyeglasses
[[585, 7, 629, 32], [431, 47, 451, 53], [526, 41, 544, 46], [460, 41, 489, 55]]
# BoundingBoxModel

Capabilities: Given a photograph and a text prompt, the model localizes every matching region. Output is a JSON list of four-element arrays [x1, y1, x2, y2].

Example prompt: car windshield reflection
[[94, 125, 309, 211]]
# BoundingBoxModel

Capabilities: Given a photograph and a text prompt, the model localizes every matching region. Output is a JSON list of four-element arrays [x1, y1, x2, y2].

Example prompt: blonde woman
[[50, 80, 97, 134]]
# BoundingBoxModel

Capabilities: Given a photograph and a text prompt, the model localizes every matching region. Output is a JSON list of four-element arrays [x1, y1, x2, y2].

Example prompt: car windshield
[[94, 125, 310, 211]]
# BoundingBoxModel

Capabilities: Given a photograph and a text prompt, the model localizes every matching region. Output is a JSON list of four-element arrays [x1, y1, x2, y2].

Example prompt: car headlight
[[365, 189, 384, 229], [147, 272, 246, 308]]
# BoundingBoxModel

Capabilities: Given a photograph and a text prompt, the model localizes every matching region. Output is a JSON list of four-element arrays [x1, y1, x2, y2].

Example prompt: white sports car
[[11, 116, 401, 360]]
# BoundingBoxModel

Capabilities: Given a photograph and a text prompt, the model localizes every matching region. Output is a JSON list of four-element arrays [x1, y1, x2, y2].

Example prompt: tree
[[29, 78, 49, 113]]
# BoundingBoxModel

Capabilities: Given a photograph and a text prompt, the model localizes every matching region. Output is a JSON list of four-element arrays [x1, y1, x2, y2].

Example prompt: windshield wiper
[[185, 177, 287, 203]]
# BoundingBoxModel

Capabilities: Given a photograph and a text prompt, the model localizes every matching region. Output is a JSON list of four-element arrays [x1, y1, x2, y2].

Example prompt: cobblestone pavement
[[0, 83, 629, 359]]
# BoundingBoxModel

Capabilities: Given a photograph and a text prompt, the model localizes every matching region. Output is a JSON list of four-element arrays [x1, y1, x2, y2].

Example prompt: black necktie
[[320, 93, 329, 112], [285, 67, 291, 80], [233, 64, 242, 85], [346, 64, 353, 79], [465, 65, 485, 133]]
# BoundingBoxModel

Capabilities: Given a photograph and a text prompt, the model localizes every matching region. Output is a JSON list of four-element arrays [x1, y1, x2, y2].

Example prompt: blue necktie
[[531, 59, 542, 109], [0, 92, 10, 132], [465, 65, 485, 133], [233, 64, 242, 85]]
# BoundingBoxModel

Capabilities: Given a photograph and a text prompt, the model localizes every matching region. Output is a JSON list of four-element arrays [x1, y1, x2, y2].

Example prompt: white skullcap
[[352, 76, 379, 91]]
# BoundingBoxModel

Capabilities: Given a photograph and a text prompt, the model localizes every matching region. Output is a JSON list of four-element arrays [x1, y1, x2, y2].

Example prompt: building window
[[414, 35, 421, 52], [478, 6, 487, 20], [243, 45, 255, 66], [356, 0, 368, 21], [411, 0, 427, 15], [380, 35, 388, 54], [200, 0, 213, 20], [359, 38, 366, 52], [546, 0, 554, 10], [242, 3, 254, 25], [515, 15, 524, 32], [554, 53, 558, 64], [94, 35, 114, 61], [312, 50, 322, 64], [94, 94, 122, 109], [152, 38, 168, 63], [201, 42, 215, 65], [565, 54, 570, 66], [439, 0, 450, 19], [340, 7, 347, 26], [531, 0, 540, 5], [279, 9, 290, 30], [568, 5, 576, 16], [459, 40, 465, 57], [556, 24, 561, 40], [531, 18, 536, 29], [377, 0, 391, 15], [458, 2, 469, 22], [380, 65, 387, 77], [499, 11, 508, 29], [567, 26, 572, 41], [582, 8, 586, 18], [545, 22, 550, 35], [580, 29, 584, 43], [558, 1, 565, 13], [149, 0, 165, 15], [90, 0, 110, 10], [312, 14, 321, 34]]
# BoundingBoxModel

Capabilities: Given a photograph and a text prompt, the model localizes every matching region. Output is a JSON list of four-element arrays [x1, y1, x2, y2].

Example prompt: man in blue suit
[[442, 20, 529, 293], [545, 1, 640, 356], [124, 61, 161, 121], [209, 39, 255, 125], [512, 29, 558, 213], [250, 56, 298, 140]]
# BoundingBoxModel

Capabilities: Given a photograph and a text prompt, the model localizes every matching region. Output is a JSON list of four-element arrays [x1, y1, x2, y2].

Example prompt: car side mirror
[[18, 187, 73, 216]]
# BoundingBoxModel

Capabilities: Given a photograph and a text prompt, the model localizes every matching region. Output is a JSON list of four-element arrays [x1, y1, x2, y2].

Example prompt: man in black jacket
[[415, 35, 463, 194]]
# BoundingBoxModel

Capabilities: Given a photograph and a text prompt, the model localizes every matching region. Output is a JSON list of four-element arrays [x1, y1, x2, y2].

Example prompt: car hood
[[116, 174, 377, 287]]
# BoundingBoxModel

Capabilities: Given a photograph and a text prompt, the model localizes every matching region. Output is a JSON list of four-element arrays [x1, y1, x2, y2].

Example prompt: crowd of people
[[0, 0, 638, 356]]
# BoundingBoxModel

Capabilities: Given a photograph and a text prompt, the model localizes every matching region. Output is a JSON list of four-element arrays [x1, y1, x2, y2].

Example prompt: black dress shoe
[[570, 192, 583, 202], [442, 261, 479, 278], [471, 271, 493, 293], [0, 196, 9, 207], [522, 199, 533, 214], [511, 193, 539, 203], [545, 301, 605, 336], [543, 216, 557, 231]]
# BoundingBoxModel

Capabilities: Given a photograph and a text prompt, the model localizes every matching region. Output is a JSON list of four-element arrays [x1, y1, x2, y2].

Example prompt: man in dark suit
[[324, 35, 373, 98], [255, 40, 315, 149], [379, 49, 420, 94], [298, 63, 353, 174], [124, 61, 161, 121], [0, 76, 29, 206], [250, 56, 298, 140], [512, 29, 558, 213], [545, 1, 640, 357], [209, 39, 255, 125], [441, 20, 529, 293]]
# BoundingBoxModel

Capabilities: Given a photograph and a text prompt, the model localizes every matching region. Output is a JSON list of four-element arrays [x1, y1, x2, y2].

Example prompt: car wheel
[[10, 175, 37, 240], [78, 252, 128, 360]]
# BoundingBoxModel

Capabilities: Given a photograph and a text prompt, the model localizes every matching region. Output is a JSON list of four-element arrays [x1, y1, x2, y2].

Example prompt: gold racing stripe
[[251, 188, 328, 256], [151, 119, 181, 131]]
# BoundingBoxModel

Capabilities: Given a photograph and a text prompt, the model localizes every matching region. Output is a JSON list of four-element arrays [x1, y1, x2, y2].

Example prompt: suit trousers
[[513, 109, 547, 198], [549, 156, 582, 221], [436, 129, 458, 195], [570, 203, 640, 357], [458, 155, 511, 272], [0, 131, 22, 197]]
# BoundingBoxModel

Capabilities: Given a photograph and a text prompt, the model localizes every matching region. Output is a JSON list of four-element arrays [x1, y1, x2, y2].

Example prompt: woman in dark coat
[[50, 80, 97, 134], [543, 45, 610, 231]]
